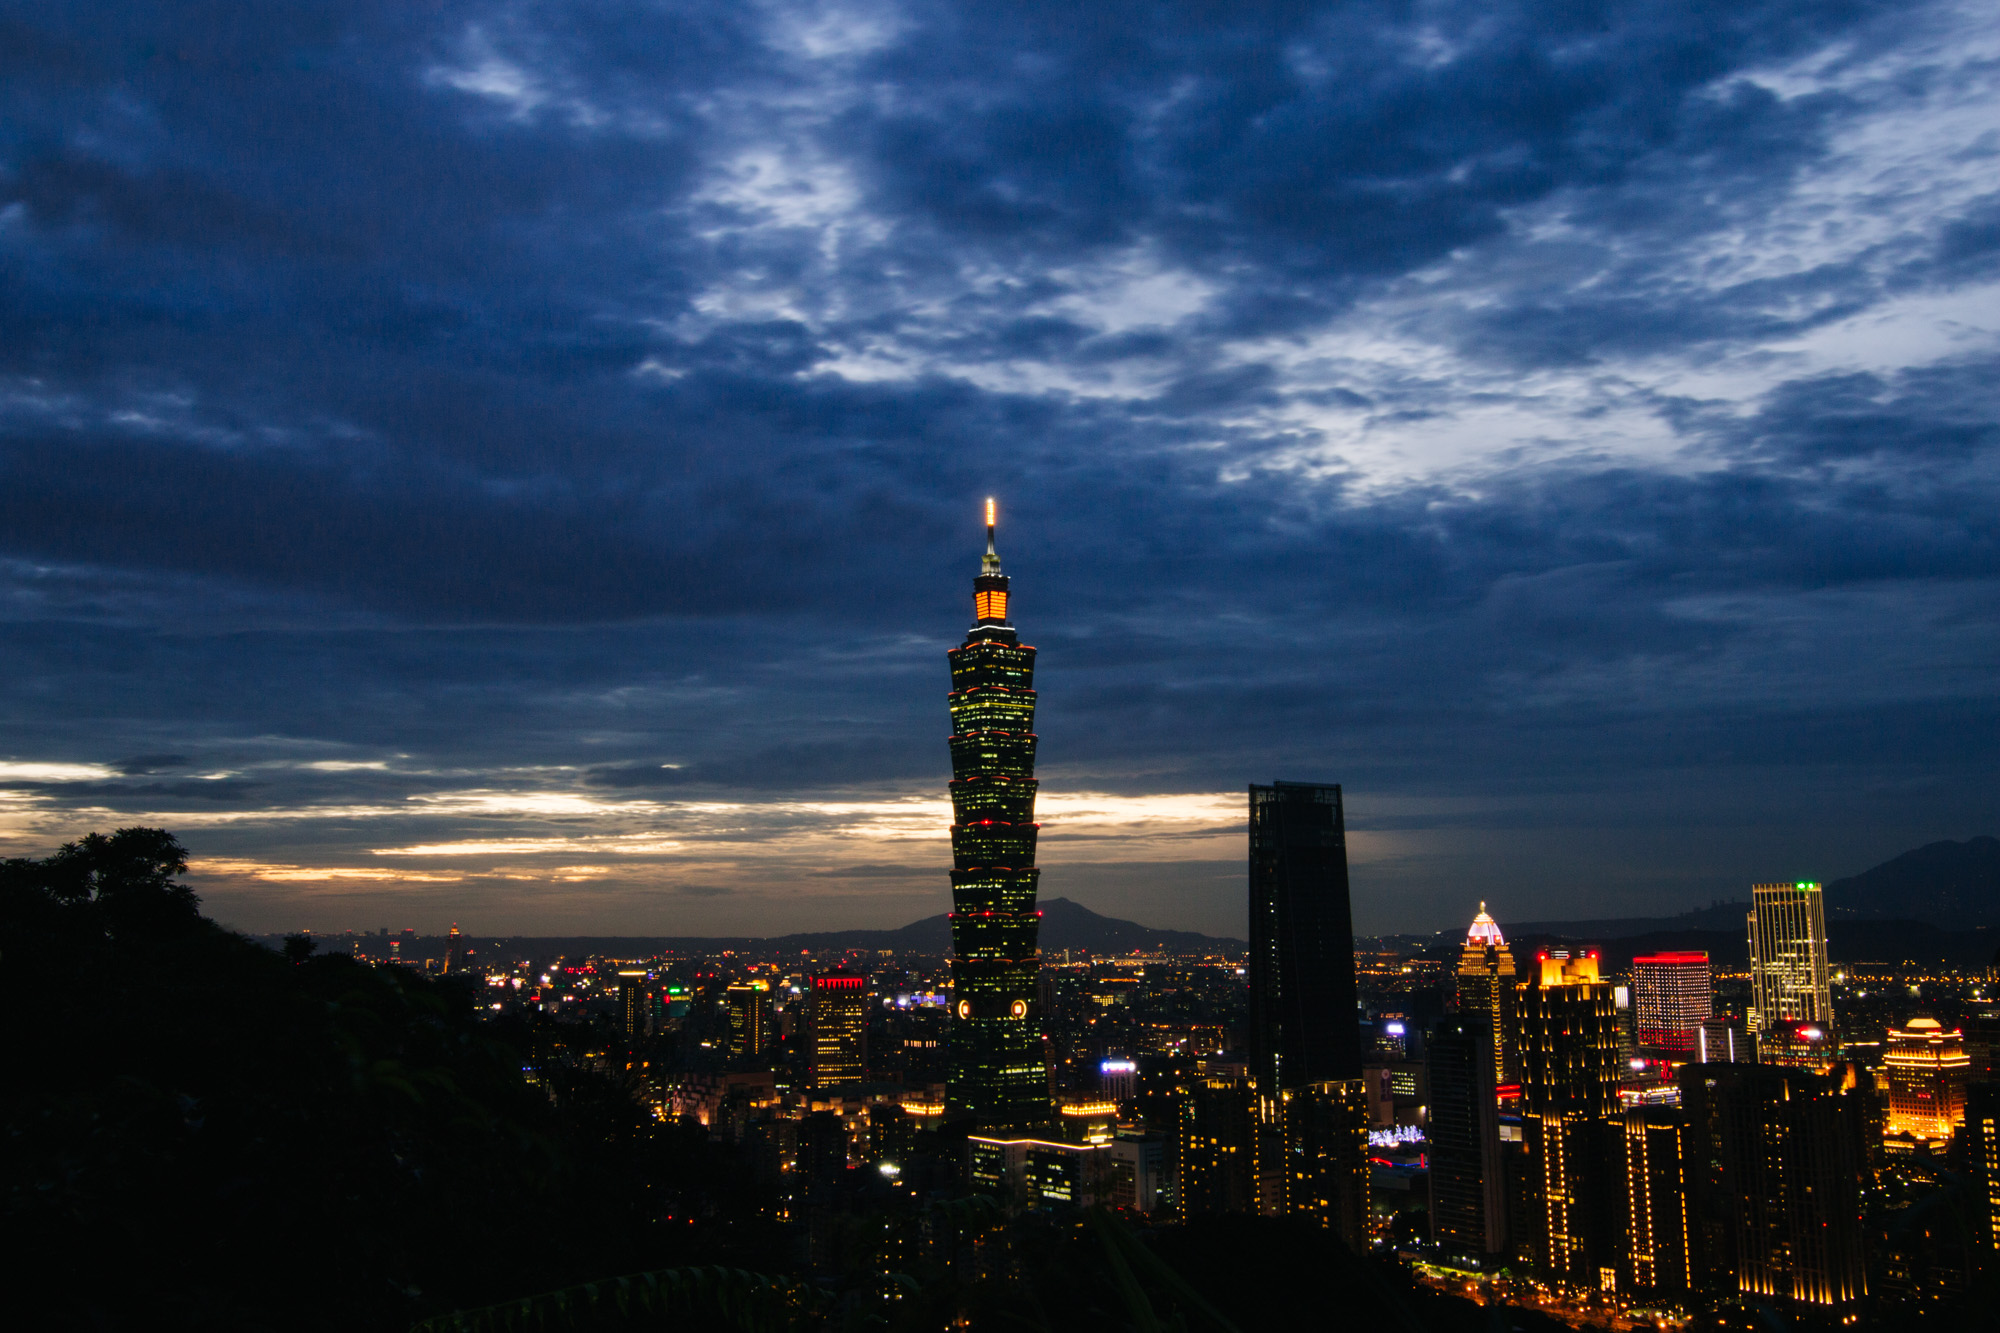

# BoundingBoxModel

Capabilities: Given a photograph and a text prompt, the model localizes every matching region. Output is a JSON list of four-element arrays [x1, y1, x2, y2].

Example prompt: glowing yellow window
[[976, 590, 1008, 620]]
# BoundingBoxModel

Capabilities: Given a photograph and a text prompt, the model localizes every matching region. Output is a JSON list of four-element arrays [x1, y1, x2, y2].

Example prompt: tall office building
[[1456, 903, 1517, 1086], [808, 966, 867, 1089], [1428, 1014, 1507, 1259], [443, 922, 462, 974], [1248, 781, 1363, 1091], [1512, 950, 1621, 1289], [1747, 881, 1834, 1064], [944, 501, 1050, 1128], [617, 969, 650, 1039], [1622, 1107, 1693, 1296], [1632, 951, 1712, 1056], [1247, 780, 1369, 1248], [1678, 1062, 1867, 1312], [1883, 1017, 1972, 1149], [726, 981, 771, 1060]]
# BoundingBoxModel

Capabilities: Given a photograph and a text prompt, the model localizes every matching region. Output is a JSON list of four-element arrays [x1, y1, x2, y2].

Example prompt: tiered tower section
[[945, 500, 1050, 1127]]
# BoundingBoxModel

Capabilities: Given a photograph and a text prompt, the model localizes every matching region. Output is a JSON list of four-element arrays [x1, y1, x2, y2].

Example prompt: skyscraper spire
[[982, 496, 1002, 575]]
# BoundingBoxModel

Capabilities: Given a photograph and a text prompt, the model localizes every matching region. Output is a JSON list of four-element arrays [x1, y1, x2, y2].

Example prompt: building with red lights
[[808, 966, 867, 1089], [1632, 951, 1712, 1055]]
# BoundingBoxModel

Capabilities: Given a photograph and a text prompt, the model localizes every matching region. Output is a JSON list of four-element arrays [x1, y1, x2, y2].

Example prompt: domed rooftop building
[[1456, 902, 1516, 1085]]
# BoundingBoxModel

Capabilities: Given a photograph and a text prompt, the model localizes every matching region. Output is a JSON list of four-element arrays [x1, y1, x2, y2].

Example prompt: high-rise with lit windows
[[1512, 949, 1621, 1289], [1622, 1106, 1692, 1296], [945, 502, 1051, 1128], [1964, 1081, 2000, 1252], [808, 966, 867, 1089], [1175, 1074, 1258, 1218], [1883, 1017, 1972, 1149], [1678, 1062, 1867, 1312], [1747, 881, 1834, 1065], [617, 969, 650, 1039], [726, 981, 771, 1060], [1456, 903, 1517, 1085], [1632, 951, 1712, 1056]]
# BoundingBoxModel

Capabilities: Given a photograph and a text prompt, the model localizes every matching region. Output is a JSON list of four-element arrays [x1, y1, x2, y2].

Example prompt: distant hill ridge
[[1824, 836, 2000, 926], [269, 897, 1246, 959], [1511, 837, 2000, 937]]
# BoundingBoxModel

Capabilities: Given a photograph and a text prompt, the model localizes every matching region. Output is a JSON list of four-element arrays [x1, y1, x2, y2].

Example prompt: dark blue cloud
[[0, 0, 1994, 935]]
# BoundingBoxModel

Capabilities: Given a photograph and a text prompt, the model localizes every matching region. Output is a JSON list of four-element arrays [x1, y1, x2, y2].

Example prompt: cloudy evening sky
[[3, 0, 1998, 937]]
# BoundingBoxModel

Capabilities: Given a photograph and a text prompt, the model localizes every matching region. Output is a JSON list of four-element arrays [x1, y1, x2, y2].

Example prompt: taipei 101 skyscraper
[[944, 500, 1052, 1128]]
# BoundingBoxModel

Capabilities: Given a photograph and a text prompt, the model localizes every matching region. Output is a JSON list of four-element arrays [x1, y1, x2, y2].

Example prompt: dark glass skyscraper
[[1248, 781, 1362, 1091], [1247, 781, 1368, 1247], [1428, 1014, 1506, 1259], [945, 501, 1051, 1128]]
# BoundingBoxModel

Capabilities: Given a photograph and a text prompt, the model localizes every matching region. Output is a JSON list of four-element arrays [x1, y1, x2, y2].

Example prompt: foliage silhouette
[[2, 828, 776, 1332]]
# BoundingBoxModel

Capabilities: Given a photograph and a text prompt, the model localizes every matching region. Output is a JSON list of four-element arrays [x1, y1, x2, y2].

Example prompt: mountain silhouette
[[1823, 836, 2000, 926], [322, 896, 1246, 962]]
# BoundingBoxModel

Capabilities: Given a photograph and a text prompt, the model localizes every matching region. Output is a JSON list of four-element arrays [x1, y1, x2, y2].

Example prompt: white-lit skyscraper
[[1747, 881, 1833, 1064]]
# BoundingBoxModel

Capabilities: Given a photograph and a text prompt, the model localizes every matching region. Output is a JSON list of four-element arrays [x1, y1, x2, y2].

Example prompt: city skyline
[[13, 4, 2000, 1330], [4, 3, 2000, 941]]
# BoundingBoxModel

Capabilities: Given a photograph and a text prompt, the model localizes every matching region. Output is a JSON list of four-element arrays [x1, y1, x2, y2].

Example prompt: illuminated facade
[[726, 981, 771, 1059], [1747, 881, 1834, 1064], [1455, 902, 1517, 1084], [443, 922, 461, 974], [1632, 951, 1711, 1055], [617, 969, 649, 1039], [1883, 1017, 1971, 1149], [945, 501, 1051, 1128], [808, 967, 867, 1089], [1622, 1107, 1692, 1295], [1512, 950, 1620, 1288]]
